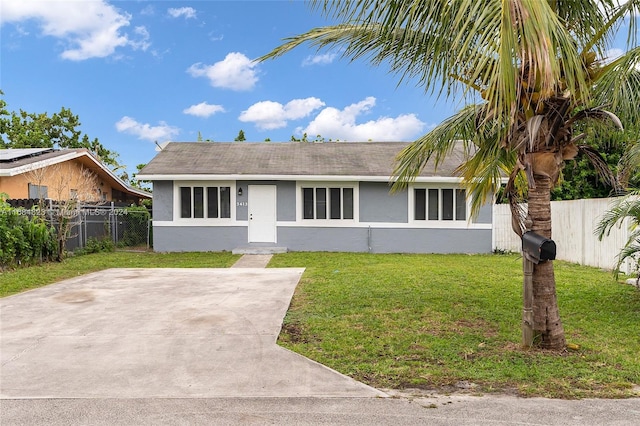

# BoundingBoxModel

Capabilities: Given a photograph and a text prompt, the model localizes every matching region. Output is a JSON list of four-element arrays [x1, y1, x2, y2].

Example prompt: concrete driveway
[[0, 268, 385, 399]]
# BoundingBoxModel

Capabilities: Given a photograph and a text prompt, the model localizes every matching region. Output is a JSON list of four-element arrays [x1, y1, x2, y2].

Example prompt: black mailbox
[[522, 231, 556, 264]]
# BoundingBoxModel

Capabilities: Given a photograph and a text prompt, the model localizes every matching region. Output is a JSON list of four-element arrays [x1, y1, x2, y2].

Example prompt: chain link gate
[[72, 205, 151, 251]]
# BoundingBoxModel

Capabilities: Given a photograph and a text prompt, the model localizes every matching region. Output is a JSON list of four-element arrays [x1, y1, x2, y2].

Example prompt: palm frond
[[263, 1, 591, 134], [457, 132, 516, 218], [391, 104, 481, 190], [595, 196, 640, 239], [567, 108, 624, 130], [578, 144, 620, 191], [618, 142, 640, 186], [613, 237, 640, 279], [596, 192, 640, 278], [580, 0, 640, 55], [593, 47, 640, 126], [505, 167, 528, 238], [392, 103, 513, 219]]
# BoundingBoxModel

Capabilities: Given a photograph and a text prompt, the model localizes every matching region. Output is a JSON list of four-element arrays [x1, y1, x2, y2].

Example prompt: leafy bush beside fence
[[119, 206, 151, 247], [0, 194, 57, 269]]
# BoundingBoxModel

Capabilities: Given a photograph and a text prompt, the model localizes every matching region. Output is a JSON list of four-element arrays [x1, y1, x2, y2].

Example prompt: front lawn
[[268, 252, 640, 399], [0, 251, 239, 297]]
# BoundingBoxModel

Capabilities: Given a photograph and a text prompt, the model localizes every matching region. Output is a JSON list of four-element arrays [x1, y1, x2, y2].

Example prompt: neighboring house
[[0, 148, 151, 204], [137, 142, 493, 253]]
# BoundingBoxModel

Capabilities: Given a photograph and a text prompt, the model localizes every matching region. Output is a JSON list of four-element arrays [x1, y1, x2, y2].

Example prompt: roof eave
[[136, 173, 464, 183], [1, 150, 151, 199]]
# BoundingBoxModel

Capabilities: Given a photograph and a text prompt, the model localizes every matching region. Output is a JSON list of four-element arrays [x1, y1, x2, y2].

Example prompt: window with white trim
[[302, 186, 354, 220], [179, 185, 231, 219], [414, 188, 467, 221]]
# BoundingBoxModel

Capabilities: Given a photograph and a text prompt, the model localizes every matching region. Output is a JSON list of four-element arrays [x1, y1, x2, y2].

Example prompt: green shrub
[[0, 194, 57, 269], [120, 206, 150, 247], [76, 237, 115, 255]]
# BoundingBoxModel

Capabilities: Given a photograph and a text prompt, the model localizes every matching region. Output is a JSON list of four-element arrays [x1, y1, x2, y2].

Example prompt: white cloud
[[605, 48, 625, 62], [0, 0, 149, 60], [302, 52, 338, 66], [115, 116, 180, 142], [187, 52, 259, 91], [183, 102, 226, 118], [130, 26, 151, 51], [140, 5, 155, 16], [301, 97, 425, 141], [604, 47, 640, 70], [167, 7, 197, 19], [239, 97, 326, 130]]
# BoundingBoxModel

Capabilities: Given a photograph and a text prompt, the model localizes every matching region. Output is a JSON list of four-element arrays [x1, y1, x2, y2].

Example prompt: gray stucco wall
[[359, 182, 408, 223], [473, 202, 493, 224], [279, 227, 491, 253], [236, 181, 296, 221], [152, 180, 173, 221], [367, 228, 491, 253], [153, 225, 491, 253], [153, 226, 246, 252]]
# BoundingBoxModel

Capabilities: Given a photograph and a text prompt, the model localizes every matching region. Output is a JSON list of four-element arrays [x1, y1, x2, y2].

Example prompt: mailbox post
[[521, 232, 556, 347]]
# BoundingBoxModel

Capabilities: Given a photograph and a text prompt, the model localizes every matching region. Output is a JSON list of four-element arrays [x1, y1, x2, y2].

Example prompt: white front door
[[248, 185, 277, 243]]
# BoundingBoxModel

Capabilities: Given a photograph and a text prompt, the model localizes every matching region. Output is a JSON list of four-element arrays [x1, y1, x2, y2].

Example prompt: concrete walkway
[[231, 254, 273, 268]]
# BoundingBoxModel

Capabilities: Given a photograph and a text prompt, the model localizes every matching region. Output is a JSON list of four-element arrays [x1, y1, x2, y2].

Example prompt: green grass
[[268, 252, 640, 399], [0, 251, 240, 297]]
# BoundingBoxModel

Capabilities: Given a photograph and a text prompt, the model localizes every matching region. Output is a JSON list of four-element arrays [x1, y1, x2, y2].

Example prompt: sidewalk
[[231, 254, 273, 268]]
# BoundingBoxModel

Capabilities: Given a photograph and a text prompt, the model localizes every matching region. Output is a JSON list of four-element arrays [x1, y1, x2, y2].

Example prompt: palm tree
[[597, 141, 640, 284], [260, 0, 640, 349]]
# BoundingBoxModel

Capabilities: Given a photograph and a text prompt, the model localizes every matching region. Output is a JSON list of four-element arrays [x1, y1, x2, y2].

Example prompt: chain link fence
[[67, 205, 151, 251], [5, 200, 152, 252]]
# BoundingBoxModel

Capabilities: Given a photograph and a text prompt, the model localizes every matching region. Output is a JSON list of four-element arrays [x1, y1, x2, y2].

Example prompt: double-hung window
[[414, 188, 466, 221], [179, 185, 231, 219], [302, 186, 354, 220]]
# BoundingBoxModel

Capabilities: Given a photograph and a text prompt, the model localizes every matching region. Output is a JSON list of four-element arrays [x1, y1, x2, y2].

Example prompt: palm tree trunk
[[528, 175, 566, 349]]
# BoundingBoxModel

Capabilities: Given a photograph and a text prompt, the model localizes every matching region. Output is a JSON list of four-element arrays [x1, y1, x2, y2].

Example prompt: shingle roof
[[0, 148, 151, 198], [138, 142, 467, 178]]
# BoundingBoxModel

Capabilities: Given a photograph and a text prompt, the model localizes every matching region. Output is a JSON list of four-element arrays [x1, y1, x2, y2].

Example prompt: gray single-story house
[[137, 141, 493, 253]]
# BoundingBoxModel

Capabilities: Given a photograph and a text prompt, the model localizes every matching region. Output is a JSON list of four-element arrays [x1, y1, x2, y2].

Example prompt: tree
[[260, 0, 640, 349], [196, 131, 213, 142], [0, 95, 120, 167], [290, 133, 310, 142], [130, 163, 152, 191], [552, 125, 640, 200], [27, 163, 102, 260], [234, 129, 246, 142]]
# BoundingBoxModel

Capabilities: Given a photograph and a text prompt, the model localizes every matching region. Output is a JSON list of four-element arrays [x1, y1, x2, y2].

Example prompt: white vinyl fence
[[493, 198, 634, 274]]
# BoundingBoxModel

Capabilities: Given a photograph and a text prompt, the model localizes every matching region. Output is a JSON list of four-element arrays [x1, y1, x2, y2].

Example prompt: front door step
[[232, 246, 288, 255]]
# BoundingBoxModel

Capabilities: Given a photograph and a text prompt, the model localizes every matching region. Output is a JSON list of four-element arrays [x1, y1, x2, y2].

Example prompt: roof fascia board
[[0, 151, 83, 176], [1, 150, 151, 198], [136, 174, 464, 183]]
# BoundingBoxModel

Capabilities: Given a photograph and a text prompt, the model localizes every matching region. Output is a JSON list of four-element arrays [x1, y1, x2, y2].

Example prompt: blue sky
[[0, 1, 636, 178]]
